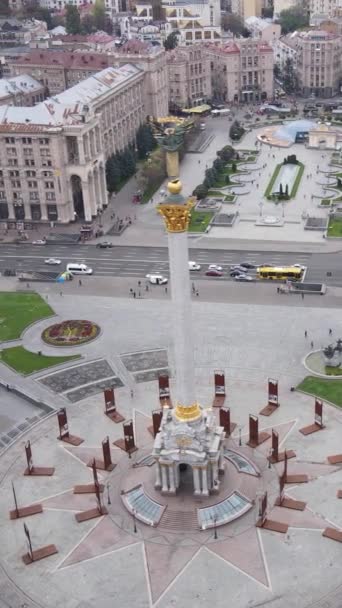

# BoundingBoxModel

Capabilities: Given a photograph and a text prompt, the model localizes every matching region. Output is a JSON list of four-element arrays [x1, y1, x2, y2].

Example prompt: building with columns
[[0, 64, 145, 225], [152, 180, 225, 497]]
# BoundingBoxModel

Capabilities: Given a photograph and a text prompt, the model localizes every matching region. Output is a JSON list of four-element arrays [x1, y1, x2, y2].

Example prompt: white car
[[208, 264, 223, 272], [189, 261, 201, 271], [32, 239, 46, 245], [234, 274, 253, 282], [293, 264, 306, 270], [146, 274, 168, 285], [44, 258, 61, 265]]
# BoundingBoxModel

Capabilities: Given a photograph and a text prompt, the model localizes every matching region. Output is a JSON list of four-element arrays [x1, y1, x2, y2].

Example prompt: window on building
[[5, 137, 15, 144], [29, 192, 39, 201], [30, 204, 41, 220], [0, 203, 8, 219], [9, 170, 19, 177], [13, 191, 22, 200], [39, 138, 49, 145], [7, 148, 17, 156], [40, 148, 51, 157], [45, 181, 54, 189], [22, 137, 32, 144], [11, 180, 21, 188], [46, 192, 56, 200], [47, 204, 58, 220], [42, 160, 52, 167], [25, 159, 35, 167], [28, 181, 38, 189], [26, 171, 36, 177], [8, 159, 18, 167], [0, 191, 5, 199]]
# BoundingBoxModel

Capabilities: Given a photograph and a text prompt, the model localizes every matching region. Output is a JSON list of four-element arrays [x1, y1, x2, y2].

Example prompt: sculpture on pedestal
[[148, 116, 193, 178]]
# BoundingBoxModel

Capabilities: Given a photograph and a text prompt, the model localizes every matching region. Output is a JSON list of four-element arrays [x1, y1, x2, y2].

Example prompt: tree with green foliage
[[105, 155, 121, 193], [282, 57, 298, 94], [213, 157, 225, 173], [221, 12, 244, 34], [217, 145, 234, 162], [136, 123, 156, 159], [277, 6, 309, 34], [93, 0, 106, 31], [65, 4, 82, 34], [225, 174, 230, 185], [82, 14, 96, 33], [192, 184, 208, 200], [163, 31, 178, 50]]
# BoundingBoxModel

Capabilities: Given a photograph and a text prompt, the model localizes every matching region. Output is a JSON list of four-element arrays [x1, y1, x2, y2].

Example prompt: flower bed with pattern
[[42, 320, 100, 346]]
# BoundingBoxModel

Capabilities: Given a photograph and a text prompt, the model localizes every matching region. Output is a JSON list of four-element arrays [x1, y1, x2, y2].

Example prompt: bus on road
[[256, 266, 303, 281]]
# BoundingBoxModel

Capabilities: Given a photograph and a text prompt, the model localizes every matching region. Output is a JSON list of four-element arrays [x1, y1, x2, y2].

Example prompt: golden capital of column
[[174, 402, 202, 423], [158, 179, 195, 233]]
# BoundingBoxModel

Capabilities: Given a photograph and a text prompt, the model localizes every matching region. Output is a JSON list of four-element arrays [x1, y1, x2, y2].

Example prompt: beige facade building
[[231, 0, 264, 20], [245, 16, 281, 41], [0, 75, 45, 107], [0, 64, 146, 225], [9, 43, 169, 118], [309, 0, 342, 17], [206, 38, 274, 102], [276, 30, 342, 97], [167, 44, 211, 108]]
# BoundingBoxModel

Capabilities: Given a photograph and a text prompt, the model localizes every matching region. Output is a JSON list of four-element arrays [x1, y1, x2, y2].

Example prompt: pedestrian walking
[[130, 389, 134, 398], [304, 330, 307, 338], [145, 284, 149, 292], [79, 279, 82, 287], [311, 340, 314, 349], [138, 290, 141, 298], [198, 160, 201, 164], [133, 291, 136, 299], [130, 288, 133, 296], [301, 292, 304, 300], [277, 287, 280, 293], [196, 290, 199, 297], [60, 291, 63, 297], [165, 286, 168, 294], [329, 328, 332, 335], [192, 282, 196, 294]]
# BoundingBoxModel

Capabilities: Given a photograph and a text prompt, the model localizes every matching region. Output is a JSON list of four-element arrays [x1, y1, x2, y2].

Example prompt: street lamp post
[[132, 508, 137, 533], [106, 482, 111, 505], [213, 516, 218, 540], [238, 426, 242, 446]]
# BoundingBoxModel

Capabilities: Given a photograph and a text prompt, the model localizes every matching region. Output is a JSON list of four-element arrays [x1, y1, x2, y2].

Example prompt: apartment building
[[0, 75, 45, 107], [231, 0, 264, 20], [167, 44, 212, 108], [309, 0, 342, 17], [245, 17, 281, 41], [0, 64, 145, 225], [9, 50, 112, 96], [275, 30, 342, 97], [9, 43, 169, 117], [206, 38, 274, 102]]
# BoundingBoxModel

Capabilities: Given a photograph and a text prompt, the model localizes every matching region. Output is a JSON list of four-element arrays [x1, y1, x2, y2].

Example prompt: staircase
[[158, 509, 199, 531]]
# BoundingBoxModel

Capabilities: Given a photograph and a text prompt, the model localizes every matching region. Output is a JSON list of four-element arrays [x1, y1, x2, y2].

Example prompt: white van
[[66, 263, 93, 275], [189, 261, 201, 271]]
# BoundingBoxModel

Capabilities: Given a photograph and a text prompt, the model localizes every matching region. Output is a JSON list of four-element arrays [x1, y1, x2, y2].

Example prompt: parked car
[[96, 241, 113, 249], [189, 261, 201, 271], [32, 239, 46, 245], [205, 269, 223, 277], [44, 258, 61, 265], [208, 264, 223, 272], [240, 262, 256, 269], [146, 274, 168, 285], [234, 274, 253, 282]]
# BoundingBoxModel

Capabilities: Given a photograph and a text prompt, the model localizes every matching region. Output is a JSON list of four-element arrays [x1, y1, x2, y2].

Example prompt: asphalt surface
[[0, 243, 341, 285]]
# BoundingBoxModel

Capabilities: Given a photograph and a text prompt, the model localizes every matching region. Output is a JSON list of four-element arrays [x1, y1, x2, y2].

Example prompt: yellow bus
[[256, 266, 303, 281]]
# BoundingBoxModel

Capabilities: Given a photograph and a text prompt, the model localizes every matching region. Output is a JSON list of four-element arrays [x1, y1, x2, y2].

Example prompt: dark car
[[96, 241, 113, 248], [205, 269, 223, 277], [230, 270, 243, 277], [240, 262, 256, 269]]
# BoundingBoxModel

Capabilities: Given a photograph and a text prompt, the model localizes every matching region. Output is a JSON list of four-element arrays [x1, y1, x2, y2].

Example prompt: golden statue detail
[[148, 116, 193, 178]]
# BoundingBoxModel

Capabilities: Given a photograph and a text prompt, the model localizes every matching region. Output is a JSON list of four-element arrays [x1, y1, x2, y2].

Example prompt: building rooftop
[[0, 74, 43, 101], [245, 16, 274, 30], [0, 63, 142, 132], [11, 49, 111, 70]]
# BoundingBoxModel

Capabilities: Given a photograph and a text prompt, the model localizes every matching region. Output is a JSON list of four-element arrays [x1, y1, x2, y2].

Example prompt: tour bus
[[256, 266, 303, 281]]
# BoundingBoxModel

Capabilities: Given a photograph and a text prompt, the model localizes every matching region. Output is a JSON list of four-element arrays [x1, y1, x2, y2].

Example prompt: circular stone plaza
[[0, 118, 342, 608], [0, 289, 342, 608]]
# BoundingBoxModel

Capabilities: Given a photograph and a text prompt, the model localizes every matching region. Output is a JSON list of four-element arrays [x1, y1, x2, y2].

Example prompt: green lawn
[[265, 162, 304, 200], [325, 366, 342, 376], [328, 217, 342, 237], [207, 190, 224, 197], [0, 346, 80, 375], [297, 376, 342, 407], [0, 292, 54, 341], [224, 194, 236, 202], [188, 211, 214, 233]]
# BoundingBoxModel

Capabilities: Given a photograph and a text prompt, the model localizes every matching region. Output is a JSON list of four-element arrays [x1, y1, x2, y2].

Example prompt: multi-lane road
[[0, 243, 341, 285]]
